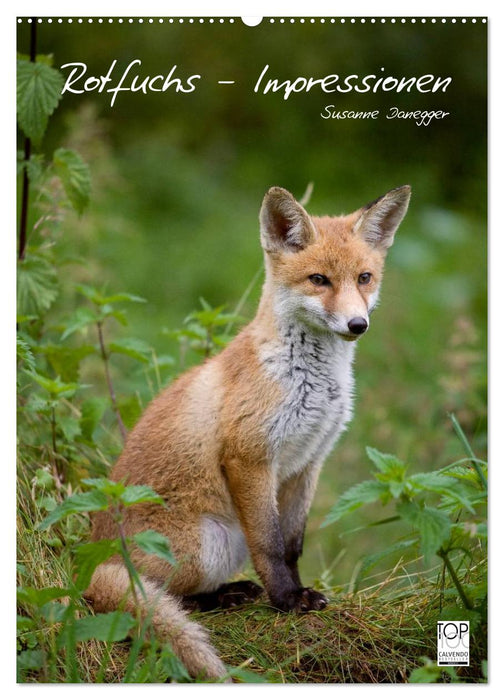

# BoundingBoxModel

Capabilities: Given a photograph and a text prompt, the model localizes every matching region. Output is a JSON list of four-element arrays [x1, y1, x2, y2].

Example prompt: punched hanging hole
[[241, 16, 263, 26]]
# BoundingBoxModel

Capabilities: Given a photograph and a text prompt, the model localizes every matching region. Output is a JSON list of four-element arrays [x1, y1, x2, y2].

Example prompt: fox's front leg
[[277, 464, 328, 607], [225, 458, 326, 612]]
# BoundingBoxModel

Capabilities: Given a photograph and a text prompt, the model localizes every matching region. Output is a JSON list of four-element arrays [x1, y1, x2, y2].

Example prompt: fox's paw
[[273, 587, 328, 613], [217, 580, 264, 608], [182, 580, 264, 612]]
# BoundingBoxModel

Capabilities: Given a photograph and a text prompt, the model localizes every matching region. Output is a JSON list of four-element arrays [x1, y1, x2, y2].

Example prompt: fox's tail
[[85, 563, 227, 681]]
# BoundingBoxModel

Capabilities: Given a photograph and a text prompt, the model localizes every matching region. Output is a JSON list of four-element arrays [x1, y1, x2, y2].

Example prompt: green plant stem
[[50, 406, 57, 458], [36, 620, 50, 682], [18, 18, 37, 261], [64, 607, 79, 682], [97, 321, 127, 443], [50, 405, 63, 486], [449, 412, 487, 490], [113, 506, 145, 608], [204, 327, 213, 358], [438, 548, 473, 610], [224, 264, 263, 337], [439, 560, 446, 613], [299, 181, 314, 206], [19, 138, 31, 261], [116, 526, 139, 611]]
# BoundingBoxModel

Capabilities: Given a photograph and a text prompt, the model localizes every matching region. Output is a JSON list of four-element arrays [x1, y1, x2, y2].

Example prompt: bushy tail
[[85, 563, 227, 681]]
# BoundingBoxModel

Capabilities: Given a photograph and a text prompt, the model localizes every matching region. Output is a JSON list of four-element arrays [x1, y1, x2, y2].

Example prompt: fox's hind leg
[[183, 580, 264, 611], [181, 515, 262, 611]]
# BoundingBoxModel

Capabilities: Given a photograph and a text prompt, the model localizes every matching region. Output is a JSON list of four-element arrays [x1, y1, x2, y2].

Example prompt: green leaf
[[60, 306, 100, 340], [116, 394, 143, 430], [17, 615, 36, 632], [106, 308, 129, 326], [39, 601, 68, 624], [185, 304, 242, 329], [17, 314, 40, 324], [120, 485, 165, 507], [23, 392, 54, 415], [75, 284, 104, 304], [409, 657, 443, 683], [17, 649, 45, 672], [321, 480, 389, 527], [77, 478, 164, 508], [168, 326, 205, 342], [73, 539, 121, 591], [76, 284, 146, 307], [17, 334, 36, 373], [157, 646, 192, 682], [100, 292, 147, 305], [387, 480, 406, 499], [81, 477, 126, 499], [53, 148, 91, 215], [80, 397, 108, 442], [443, 464, 486, 486], [36, 495, 57, 513], [397, 501, 451, 560], [227, 666, 270, 683], [366, 446, 408, 479], [109, 337, 152, 364], [438, 605, 482, 627], [37, 343, 96, 382], [17, 152, 45, 183], [17, 585, 70, 607], [133, 530, 175, 565], [17, 255, 59, 317], [58, 415, 82, 442], [66, 611, 136, 643], [37, 490, 109, 530], [17, 59, 64, 143], [25, 371, 80, 399], [34, 467, 56, 491]]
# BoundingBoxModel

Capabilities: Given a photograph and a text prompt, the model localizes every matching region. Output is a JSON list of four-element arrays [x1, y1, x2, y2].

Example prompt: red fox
[[86, 184, 411, 680]]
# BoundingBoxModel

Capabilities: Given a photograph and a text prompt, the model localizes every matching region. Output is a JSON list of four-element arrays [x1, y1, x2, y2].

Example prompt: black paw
[[217, 580, 264, 608], [272, 587, 328, 612], [182, 580, 264, 612]]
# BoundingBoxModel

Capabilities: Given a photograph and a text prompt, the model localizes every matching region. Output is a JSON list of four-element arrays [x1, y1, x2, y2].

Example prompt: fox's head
[[259, 185, 411, 340]]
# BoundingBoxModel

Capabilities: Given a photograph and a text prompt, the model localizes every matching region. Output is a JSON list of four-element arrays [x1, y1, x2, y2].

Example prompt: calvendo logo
[[437, 621, 470, 666]]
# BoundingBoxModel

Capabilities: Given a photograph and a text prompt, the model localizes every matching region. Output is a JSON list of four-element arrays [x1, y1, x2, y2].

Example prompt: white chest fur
[[261, 322, 356, 482]]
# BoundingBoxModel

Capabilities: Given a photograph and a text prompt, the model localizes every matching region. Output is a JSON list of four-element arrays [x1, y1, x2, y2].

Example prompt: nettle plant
[[322, 414, 487, 623], [18, 475, 260, 682], [16, 32, 178, 682], [17, 480, 187, 683], [16, 37, 166, 476], [17, 45, 93, 472], [165, 297, 244, 366], [16, 31, 252, 684]]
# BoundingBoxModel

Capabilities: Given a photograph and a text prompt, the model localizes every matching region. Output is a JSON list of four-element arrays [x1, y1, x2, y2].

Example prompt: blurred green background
[[17, 17, 487, 584]]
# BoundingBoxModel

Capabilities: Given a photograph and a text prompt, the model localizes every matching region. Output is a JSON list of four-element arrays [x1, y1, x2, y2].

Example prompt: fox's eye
[[358, 272, 372, 285], [309, 274, 330, 287]]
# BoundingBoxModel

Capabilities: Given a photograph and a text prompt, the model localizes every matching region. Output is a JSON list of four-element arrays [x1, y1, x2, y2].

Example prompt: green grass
[[203, 583, 486, 683], [17, 523, 487, 685]]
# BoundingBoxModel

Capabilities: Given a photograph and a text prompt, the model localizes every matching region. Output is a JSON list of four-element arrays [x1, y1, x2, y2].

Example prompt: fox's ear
[[354, 185, 411, 250], [260, 187, 317, 253]]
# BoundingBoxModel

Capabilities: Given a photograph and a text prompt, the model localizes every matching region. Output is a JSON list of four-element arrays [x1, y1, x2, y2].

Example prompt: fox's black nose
[[348, 317, 368, 335]]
